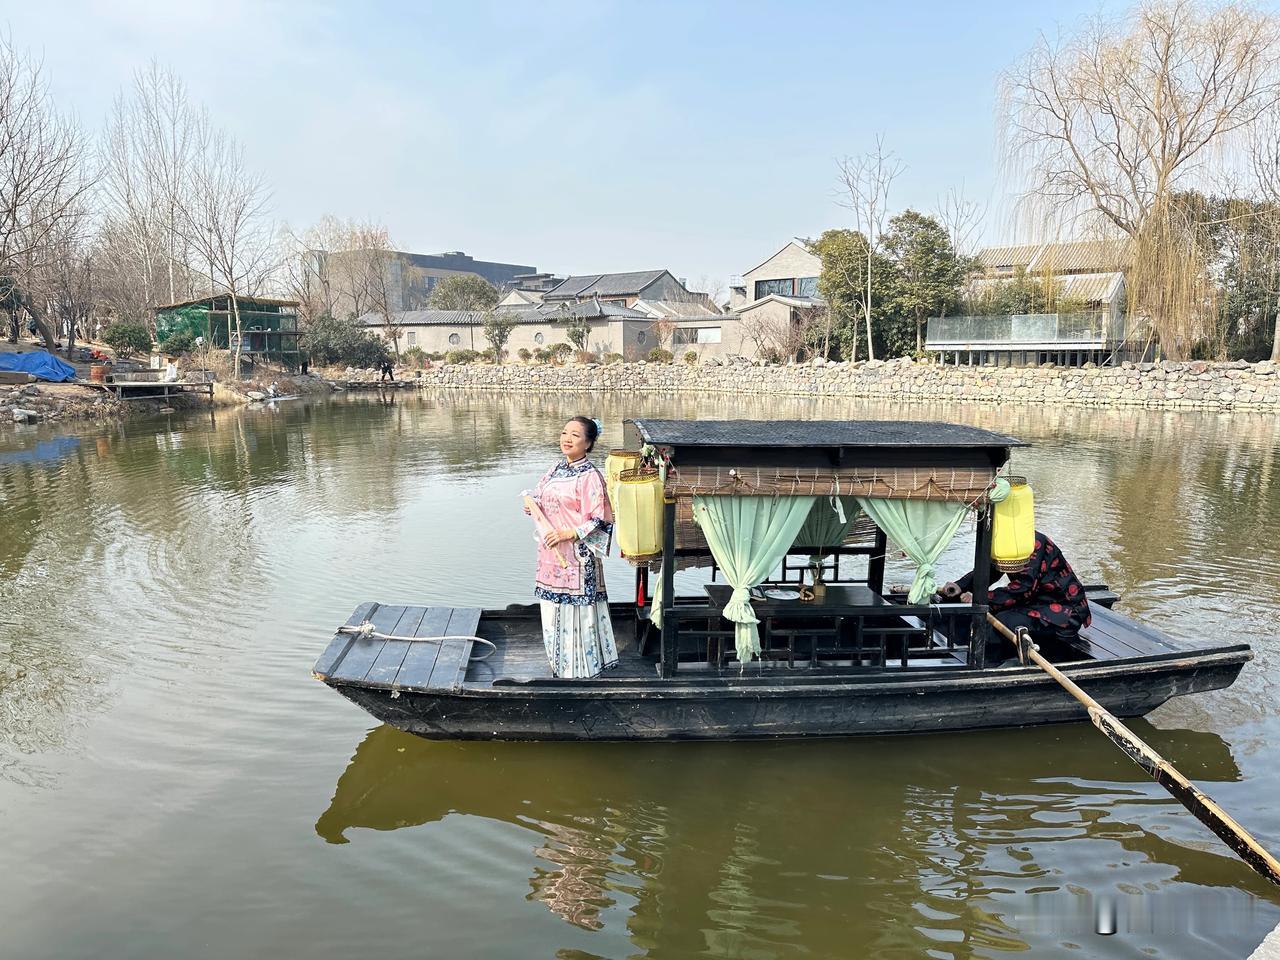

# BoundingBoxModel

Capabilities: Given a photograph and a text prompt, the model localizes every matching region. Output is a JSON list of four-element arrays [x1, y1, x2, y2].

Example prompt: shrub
[[759, 347, 784, 365], [533, 347, 551, 363], [480, 346, 497, 363], [683, 350, 698, 364], [550, 342, 573, 362], [402, 346, 427, 368], [303, 314, 390, 368], [603, 352, 623, 364], [445, 349, 481, 364], [517, 348, 532, 362], [575, 349, 596, 364], [103, 322, 153, 358], [646, 347, 674, 364], [160, 329, 196, 356]]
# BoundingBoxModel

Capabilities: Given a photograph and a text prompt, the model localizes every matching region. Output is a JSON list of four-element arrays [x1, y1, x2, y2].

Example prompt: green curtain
[[856, 497, 969, 603], [693, 494, 818, 662], [794, 496, 862, 565]]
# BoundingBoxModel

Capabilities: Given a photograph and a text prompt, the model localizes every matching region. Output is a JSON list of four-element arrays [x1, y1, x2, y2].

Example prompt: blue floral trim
[[535, 552, 609, 606], [549, 457, 597, 480]]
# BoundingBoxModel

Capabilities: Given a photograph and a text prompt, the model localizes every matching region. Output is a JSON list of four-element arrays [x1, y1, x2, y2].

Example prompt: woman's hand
[[543, 528, 576, 548], [960, 591, 973, 604]]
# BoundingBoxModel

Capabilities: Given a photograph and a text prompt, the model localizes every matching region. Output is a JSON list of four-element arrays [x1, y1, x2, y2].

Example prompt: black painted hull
[[326, 650, 1248, 741]]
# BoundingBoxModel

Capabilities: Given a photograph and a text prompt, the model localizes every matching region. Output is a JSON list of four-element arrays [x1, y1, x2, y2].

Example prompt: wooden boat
[[313, 419, 1252, 741]]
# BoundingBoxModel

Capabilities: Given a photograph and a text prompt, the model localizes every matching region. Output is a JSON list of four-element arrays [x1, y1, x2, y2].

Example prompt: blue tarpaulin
[[0, 351, 77, 382]]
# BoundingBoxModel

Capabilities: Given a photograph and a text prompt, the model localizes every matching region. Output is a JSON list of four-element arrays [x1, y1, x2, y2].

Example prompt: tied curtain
[[855, 497, 969, 603], [692, 494, 817, 662]]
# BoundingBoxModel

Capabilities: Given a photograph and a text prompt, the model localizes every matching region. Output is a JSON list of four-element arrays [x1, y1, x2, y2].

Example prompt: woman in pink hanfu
[[527, 416, 619, 678]]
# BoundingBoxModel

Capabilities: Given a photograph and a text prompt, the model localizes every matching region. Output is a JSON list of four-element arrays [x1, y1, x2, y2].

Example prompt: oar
[[986, 611, 1280, 887]]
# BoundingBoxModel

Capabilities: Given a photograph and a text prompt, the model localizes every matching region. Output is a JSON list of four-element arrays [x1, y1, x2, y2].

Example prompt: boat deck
[[313, 594, 1205, 695]]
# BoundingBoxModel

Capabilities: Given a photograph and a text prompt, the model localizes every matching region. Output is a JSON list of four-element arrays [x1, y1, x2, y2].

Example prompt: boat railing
[[652, 598, 979, 672]]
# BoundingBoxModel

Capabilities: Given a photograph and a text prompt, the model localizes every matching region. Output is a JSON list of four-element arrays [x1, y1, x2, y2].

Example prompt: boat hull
[[325, 649, 1248, 741]]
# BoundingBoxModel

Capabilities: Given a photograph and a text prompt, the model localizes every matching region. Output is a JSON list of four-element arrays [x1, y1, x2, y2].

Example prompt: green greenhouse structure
[[154, 295, 303, 367]]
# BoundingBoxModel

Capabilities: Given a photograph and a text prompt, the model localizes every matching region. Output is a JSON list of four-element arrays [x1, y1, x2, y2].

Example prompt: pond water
[[1, 390, 1279, 959]]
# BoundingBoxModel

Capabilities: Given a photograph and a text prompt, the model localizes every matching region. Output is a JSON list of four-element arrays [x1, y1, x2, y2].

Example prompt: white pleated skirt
[[540, 601, 619, 679]]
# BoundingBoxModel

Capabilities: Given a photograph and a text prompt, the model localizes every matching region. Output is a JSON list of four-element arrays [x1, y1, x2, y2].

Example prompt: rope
[[337, 622, 496, 660]]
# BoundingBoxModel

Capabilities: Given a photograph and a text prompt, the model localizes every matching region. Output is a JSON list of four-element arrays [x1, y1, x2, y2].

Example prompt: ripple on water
[[3, 396, 1280, 960]]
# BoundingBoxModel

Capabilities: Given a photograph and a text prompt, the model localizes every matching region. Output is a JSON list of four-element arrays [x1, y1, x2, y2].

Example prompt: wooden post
[[968, 503, 993, 669], [660, 496, 677, 678], [868, 527, 887, 593]]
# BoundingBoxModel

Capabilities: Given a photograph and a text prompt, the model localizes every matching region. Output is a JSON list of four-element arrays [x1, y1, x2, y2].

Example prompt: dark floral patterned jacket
[[958, 531, 1091, 633]]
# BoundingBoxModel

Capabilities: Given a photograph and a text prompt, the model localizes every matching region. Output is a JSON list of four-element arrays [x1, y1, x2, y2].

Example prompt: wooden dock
[[87, 379, 214, 404]]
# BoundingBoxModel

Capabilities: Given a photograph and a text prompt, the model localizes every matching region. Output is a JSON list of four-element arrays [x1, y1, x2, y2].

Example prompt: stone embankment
[[416, 356, 1280, 412], [1, 382, 123, 424]]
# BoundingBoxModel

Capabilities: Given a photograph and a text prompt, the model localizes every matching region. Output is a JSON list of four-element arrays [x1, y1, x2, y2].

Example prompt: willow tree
[[1251, 113, 1280, 361], [1001, 0, 1280, 359]]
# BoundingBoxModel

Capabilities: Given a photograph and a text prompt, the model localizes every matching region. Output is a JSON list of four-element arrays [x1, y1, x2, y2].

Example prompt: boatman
[[940, 531, 1091, 651]]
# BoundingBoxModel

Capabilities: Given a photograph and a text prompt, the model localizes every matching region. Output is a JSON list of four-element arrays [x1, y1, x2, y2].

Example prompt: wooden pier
[[85, 378, 214, 404]]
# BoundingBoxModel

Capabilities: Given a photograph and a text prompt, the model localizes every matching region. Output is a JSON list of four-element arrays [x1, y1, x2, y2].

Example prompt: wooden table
[[703, 583, 889, 616], [702, 583, 900, 667]]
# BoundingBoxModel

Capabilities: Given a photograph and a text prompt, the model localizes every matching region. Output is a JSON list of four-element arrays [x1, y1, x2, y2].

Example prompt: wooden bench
[[313, 603, 481, 693]]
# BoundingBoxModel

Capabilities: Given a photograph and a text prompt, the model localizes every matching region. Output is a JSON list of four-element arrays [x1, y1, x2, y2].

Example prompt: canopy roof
[[632, 419, 1026, 450], [625, 419, 1022, 502]]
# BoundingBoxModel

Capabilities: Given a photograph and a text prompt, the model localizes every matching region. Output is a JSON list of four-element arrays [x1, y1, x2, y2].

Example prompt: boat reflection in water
[[315, 723, 1265, 955]]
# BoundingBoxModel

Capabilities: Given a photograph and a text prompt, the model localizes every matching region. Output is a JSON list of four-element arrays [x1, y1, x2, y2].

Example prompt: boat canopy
[[619, 419, 1031, 666], [627, 419, 1025, 504]]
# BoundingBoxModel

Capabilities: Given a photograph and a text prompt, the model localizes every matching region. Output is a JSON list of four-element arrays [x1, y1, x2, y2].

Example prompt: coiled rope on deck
[[337, 621, 496, 660]]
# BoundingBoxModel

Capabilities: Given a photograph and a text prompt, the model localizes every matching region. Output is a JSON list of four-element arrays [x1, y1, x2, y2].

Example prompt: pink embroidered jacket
[[530, 458, 613, 605]]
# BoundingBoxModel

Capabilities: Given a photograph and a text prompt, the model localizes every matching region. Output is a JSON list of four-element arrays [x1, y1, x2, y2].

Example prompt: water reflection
[[316, 722, 1256, 955], [4, 390, 1280, 958]]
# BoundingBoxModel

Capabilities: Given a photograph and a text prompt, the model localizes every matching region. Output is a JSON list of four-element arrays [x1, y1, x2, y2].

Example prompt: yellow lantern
[[992, 477, 1035, 573], [614, 466, 664, 560], [605, 449, 641, 508]]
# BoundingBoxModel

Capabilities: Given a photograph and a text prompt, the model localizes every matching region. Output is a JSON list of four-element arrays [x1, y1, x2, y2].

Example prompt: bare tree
[[739, 304, 816, 361], [99, 62, 201, 325], [692, 273, 728, 312], [1002, 0, 1280, 358], [179, 119, 274, 379], [835, 136, 904, 360], [44, 213, 96, 358], [356, 225, 400, 356], [936, 184, 986, 261], [0, 35, 91, 349], [280, 217, 341, 323], [290, 217, 399, 325], [650, 317, 677, 354]]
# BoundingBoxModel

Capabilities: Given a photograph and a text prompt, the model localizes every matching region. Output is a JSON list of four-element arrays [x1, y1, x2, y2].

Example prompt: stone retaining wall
[[1, 382, 123, 424], [408, 357, 1280, 411]]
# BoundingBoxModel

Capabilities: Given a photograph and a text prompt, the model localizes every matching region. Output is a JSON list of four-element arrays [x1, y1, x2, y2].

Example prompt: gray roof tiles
[[544, 270, 671, 299]]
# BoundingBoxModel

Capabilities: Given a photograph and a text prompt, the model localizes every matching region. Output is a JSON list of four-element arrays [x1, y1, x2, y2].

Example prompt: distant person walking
[[379, 359, 395, 382]]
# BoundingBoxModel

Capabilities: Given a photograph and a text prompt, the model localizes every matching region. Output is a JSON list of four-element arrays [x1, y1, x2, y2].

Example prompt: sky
[[4, 0, 1139, 289]]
